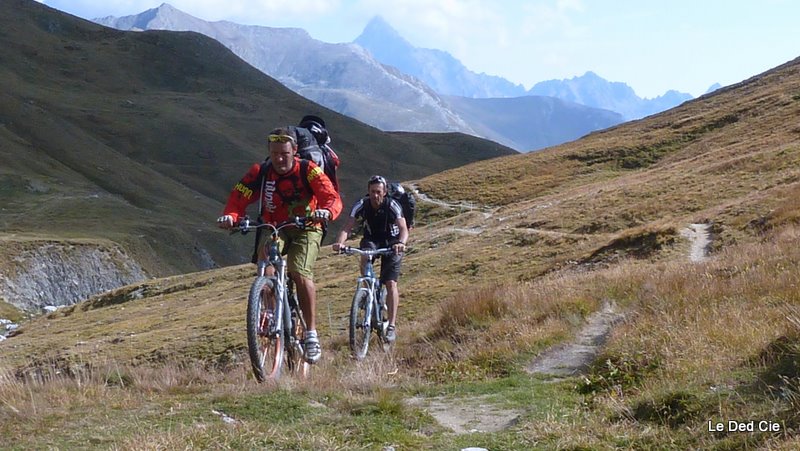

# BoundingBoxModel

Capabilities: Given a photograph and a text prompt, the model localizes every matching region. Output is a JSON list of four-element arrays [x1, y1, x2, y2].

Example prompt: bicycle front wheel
[[247, 276, 283, 382], [349, 288, 371, 360]]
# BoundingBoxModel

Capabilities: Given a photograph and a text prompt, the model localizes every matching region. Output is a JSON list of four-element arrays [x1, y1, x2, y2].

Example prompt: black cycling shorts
[[360, 238, 403, 283]]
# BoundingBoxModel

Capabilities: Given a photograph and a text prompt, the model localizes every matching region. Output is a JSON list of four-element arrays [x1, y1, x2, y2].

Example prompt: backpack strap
[[253, 159, 324, 241], [256, 161, 269, 218], [298, 159, 329, 240], [298, 158, 312, 194], [250, 161, 270, 264]]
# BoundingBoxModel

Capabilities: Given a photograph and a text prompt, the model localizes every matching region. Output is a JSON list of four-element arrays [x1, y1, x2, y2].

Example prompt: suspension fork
[[267, 259, 287, 337], [355, 276, 375, 328], [256, 260, 268, 277], [371, 278, 385, 328]]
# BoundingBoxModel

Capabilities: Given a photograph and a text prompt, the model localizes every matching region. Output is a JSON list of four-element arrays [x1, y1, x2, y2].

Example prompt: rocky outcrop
[[0, 239, 147, 312], [0, 318, 18, 340]]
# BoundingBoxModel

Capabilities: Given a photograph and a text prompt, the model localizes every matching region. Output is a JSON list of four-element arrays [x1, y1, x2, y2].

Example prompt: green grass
[[428, 371, 583, 411], [0, 300, 23, 322]]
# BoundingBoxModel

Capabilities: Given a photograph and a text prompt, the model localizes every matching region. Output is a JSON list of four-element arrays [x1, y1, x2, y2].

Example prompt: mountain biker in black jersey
[[332, 175, 408, 343]]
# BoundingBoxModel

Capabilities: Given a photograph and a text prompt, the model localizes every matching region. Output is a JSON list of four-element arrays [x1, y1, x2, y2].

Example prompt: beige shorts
[[258, 227, 323, 280]]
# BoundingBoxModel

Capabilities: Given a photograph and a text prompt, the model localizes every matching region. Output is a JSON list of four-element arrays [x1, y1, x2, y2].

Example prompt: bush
[[577, 351, 660, 395], [432, 285, 509, 340]]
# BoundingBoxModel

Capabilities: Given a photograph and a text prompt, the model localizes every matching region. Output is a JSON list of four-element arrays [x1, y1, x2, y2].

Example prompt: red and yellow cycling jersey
[[222, 158, 342, 225]]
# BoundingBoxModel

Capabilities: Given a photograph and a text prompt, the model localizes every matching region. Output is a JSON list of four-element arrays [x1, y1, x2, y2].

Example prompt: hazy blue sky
[[39, 0, 799, 98]]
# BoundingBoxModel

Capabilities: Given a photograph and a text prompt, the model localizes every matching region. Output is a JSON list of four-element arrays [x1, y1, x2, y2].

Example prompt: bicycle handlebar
[[231, 216, 311, 235], [339, 246, 395, 257]]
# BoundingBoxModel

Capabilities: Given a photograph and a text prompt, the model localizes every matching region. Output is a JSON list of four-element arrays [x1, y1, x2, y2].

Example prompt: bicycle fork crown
[[268, 240, 281, 264], [363, 258, 376, 279]]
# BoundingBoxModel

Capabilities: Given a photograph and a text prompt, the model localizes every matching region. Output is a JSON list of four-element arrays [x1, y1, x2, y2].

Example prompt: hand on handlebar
[[392, 242, 406, 254], [332, 242, 345, 253], [311, 209, 331, 223], [217, 214, 235, 229]]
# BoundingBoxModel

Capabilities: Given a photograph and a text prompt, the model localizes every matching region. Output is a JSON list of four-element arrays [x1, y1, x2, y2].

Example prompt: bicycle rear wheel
[[285, 301, 311, 378], [378, 284, 392, 352], [247, 276, 283, 382], [349, 288, 371, 360]]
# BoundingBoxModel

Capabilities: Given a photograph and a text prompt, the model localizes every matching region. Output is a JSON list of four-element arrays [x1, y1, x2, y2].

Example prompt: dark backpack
[[291, 115, 340, 192], [392, 191, 416, 228]]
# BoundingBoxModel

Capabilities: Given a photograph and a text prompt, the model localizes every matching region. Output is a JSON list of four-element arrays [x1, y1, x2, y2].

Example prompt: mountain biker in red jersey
[[217, 127, 342, 364]]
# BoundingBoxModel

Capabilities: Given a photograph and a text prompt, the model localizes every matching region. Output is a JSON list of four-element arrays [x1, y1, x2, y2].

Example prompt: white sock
[[305, 329, 318, 340]]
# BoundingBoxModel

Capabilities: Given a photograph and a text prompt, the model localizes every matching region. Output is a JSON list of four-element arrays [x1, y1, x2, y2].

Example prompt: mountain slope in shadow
[[0, 0, 515, 276]]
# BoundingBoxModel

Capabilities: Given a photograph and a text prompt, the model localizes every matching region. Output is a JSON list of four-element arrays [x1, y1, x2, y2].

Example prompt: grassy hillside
[[0, 0, 515, 276], [3, 1, 800, 448]]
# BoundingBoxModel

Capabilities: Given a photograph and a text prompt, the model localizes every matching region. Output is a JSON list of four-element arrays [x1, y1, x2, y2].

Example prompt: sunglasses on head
[[268, 134, 296, 144], [369, 175, 387, 186]]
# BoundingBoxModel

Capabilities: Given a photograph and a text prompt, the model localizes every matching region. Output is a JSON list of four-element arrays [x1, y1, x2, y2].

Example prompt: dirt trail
[[410, 184, 489, 212], [525, 301, 624, 377], [524, 222, 711, 377], [407, 303, 624, 435], [406, 396, 520, 434], [408, 186, 624, 432], [407, 192, 711, 434], [680, 223, 711, 262], [410, 185, 494, 237]]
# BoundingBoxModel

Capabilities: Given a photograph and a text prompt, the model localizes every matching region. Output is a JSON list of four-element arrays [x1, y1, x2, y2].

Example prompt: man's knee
[[290, 271, 312, 286]]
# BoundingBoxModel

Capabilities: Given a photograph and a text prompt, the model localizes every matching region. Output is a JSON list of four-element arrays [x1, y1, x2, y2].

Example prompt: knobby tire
[[247, 276, 283, 382], [350, 288, 371, 360]]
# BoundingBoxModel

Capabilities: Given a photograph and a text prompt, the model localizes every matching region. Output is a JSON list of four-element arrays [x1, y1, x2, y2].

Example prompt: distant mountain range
[[355, 16, 699, 121], [528, 71, 693, 120], [95, 4, 708, 150], [354, 16, 527, 98], [95, 4, 475, 135]]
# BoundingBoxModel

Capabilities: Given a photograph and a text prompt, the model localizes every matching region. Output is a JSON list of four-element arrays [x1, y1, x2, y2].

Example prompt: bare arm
[[332, 215, 357, 252], [393, 217, 409, 254]]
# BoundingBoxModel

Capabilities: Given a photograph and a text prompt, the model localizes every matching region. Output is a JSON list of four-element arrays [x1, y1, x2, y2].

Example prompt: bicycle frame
[[239, 216, 309, 380], [342, 246, 393, 359], [355, 254, 384, 334], [259, 228, 290, 339]]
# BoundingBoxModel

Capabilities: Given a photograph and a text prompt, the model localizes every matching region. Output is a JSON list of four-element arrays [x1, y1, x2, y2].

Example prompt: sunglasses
[[268, 134, 296, 144], [369, 175, 387, 186]]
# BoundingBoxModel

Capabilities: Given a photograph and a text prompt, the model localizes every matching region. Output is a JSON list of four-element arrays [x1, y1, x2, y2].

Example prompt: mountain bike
[[339, 246, 395, 360], [235, 216, 311, 381]]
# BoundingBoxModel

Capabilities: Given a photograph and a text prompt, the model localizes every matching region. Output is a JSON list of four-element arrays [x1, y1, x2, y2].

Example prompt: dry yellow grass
[[3, 56, 800, 449]]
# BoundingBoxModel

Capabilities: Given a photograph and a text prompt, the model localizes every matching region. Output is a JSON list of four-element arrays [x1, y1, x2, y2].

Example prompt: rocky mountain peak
[[360, 16, 406, 43], [355, 15, 415, 58]]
